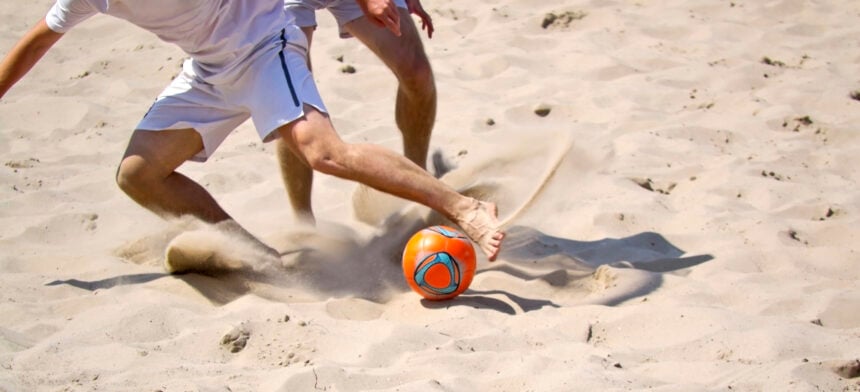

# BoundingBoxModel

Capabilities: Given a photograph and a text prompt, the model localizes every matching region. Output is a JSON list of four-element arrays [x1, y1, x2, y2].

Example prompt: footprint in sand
[[324, 298, 384, 321], [831, 359, 860, 379], [221, 325, 250, 353]]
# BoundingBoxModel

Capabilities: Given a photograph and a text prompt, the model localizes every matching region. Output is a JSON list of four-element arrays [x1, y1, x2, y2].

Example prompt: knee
[[300, 139, 353, 176], [283, 107, 356, 176], [115, 156, 156, 197], [394, 53, 435, 95]]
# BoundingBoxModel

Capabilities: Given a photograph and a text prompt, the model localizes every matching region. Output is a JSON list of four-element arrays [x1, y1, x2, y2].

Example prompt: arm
[[405, 0, 434, 39], [0, 19, 64, 99], [355, 0, 402, 36]]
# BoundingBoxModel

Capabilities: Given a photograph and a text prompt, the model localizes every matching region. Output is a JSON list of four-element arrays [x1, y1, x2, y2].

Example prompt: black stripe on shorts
[[278, 28, 300, 107]]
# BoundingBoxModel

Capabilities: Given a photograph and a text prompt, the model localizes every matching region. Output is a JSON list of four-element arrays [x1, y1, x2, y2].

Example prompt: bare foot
[[455, 199, 505, 261], [163, 220, 281, 274], [164, 230, 227, 274]]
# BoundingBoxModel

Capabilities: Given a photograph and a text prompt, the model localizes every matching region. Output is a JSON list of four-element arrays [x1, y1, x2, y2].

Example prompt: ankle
[[450, 197, 479, 221]]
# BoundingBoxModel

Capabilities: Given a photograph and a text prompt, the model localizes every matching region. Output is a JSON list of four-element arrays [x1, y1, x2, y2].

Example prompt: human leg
[[119, 55, 258, 224], [276, 25, 318, 224], [277, 105, 503, 260], [117, 128, 232, 223], [277, 133, 315, 224], [118, 128, 280, 266], [345, 7, 436, 170]]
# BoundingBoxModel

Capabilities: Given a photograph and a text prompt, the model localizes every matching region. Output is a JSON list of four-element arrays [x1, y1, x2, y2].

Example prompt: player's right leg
[[275, 105, 505, 260], [119, 127, 282, 273], [117, 63, 249, 225], [117, 128, 231, 223]]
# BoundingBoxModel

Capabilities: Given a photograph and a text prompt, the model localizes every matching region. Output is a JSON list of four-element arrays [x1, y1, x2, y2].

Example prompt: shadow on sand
[[44, 219, 712, 313], [45, 273, 167, 291], [415, 225, 713, 314]]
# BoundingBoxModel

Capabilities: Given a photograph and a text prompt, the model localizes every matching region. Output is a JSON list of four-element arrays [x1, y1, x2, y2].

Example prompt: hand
[[356, 0, 401, 36], [405, 0, 434, 39]]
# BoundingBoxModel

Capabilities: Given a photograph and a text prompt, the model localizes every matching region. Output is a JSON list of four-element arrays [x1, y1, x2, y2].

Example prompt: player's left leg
[[344, 7, 436, 171], [279, 2, 322, 223], [276, 25, 319, 225]]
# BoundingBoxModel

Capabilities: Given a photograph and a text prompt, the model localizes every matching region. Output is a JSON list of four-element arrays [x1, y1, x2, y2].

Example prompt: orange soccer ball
[[401, 226, 477, 300]]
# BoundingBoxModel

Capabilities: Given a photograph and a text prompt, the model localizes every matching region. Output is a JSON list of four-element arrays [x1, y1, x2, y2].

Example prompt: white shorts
[[284, 0, 407, 38], [136, 26, 327, 162]]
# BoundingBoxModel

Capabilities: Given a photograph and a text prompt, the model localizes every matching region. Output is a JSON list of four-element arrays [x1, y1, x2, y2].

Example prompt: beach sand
[[1, 0, 859, 390]]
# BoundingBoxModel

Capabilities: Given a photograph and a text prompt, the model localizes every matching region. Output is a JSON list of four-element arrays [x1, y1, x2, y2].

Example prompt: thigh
[[327, 0, 407, 38], [240, 33, 327, 143], [138, 67, 249, 162], [344, 7, 428, 71], [122, 128, 204, 176]]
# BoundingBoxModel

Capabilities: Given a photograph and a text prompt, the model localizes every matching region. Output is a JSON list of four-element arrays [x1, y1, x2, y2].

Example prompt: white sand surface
[[1, 0, 858, 390]]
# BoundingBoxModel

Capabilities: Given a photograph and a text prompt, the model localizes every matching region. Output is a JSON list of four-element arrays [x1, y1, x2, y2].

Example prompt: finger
[[384, 7, 401, 36], [418, 11, 434, 38]]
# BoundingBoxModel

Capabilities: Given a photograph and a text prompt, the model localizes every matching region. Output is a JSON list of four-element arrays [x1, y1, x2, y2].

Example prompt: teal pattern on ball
[[413, 252, 461, 295]]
